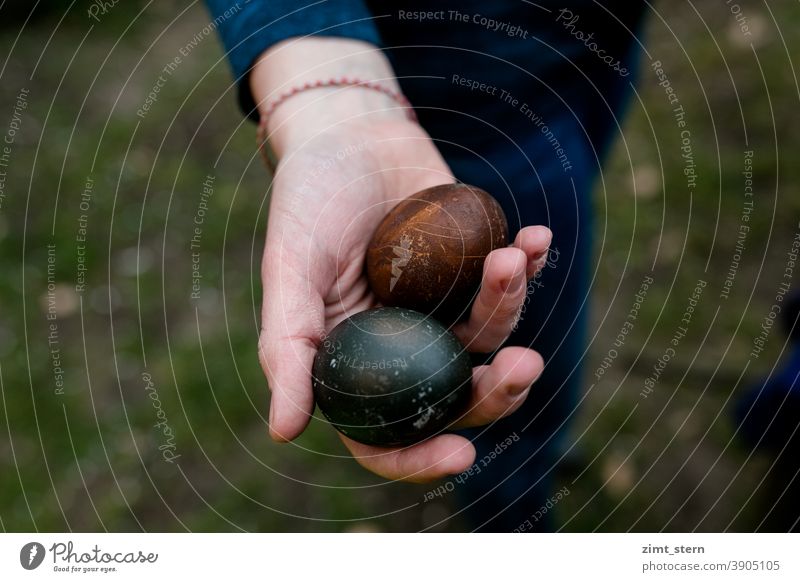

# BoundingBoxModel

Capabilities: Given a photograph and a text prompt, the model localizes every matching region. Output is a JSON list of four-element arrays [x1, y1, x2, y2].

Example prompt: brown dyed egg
[[366, 183, 508, 323]]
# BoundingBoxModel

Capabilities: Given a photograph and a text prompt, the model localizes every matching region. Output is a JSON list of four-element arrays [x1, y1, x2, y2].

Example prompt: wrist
[[268, 87, 412, 155], [250, 37, 414, 157]]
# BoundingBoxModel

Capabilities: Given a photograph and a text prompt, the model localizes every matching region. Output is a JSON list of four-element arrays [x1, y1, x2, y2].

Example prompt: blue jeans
[[386, 7, 647, 529]]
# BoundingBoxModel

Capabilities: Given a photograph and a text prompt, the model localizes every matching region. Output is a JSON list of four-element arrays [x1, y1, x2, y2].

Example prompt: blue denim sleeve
[[204, 0, 383, 120]]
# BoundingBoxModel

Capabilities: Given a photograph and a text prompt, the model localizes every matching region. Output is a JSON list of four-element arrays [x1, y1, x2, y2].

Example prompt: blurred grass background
[[1, 0, 799, 531]]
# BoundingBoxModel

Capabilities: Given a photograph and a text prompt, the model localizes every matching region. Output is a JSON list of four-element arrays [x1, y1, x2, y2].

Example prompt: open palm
[[259, 117, 552, 482]]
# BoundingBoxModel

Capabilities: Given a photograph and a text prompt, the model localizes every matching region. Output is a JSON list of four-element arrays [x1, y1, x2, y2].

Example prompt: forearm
[[250, 37, 411, 157]]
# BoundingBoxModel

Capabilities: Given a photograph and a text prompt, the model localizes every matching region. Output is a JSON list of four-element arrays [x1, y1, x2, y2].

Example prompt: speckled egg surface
[[311, 307, 472, 447]]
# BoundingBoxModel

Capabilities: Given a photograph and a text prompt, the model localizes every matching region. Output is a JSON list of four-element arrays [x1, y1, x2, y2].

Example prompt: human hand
[[254, 38, 552, 483]]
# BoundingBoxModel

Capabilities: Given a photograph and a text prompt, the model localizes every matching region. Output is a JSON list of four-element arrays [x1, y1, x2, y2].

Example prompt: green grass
[[1, 0, 799, 532]]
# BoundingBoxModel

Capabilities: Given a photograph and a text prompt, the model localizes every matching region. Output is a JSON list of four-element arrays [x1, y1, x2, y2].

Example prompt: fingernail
[[501, 271, 526, 295], [531, 246, 549, 261], [529, 249, 551, 276], [509, 382, 532, 398]]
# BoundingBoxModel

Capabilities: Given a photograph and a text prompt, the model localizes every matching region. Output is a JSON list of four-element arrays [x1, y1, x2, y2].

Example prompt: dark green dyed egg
[[312, 307, 472, 447]]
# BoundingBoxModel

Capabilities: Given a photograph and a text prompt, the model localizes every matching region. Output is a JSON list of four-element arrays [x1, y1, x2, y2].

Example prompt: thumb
[[259, 235, 329, 442]]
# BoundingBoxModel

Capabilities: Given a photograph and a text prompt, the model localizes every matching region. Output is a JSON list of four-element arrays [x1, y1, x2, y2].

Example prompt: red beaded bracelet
[[255, 77, 417, 172]]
